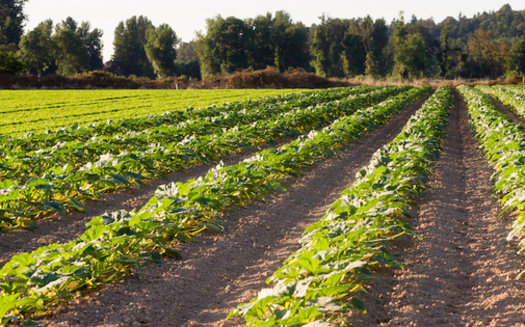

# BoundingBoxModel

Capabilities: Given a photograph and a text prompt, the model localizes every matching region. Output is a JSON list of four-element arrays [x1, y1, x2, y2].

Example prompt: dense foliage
[[231, 86, 452, 326], [193, 5, 525, 80], [0, 0, 27, 49], [111, 16, 155, 78], [0, 86, 403, 231], [0, 49, 24, 73], [461, 85, 525, 277], [18, 17, 103, 76], [3, 3, 525, 80], [0, 86, 431, 325], [144, 24, 178, 78], [196, 12, 309, 78]]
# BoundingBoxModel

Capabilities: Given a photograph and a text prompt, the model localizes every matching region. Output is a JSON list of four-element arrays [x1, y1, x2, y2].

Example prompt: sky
[[23, 0, 525, 62]]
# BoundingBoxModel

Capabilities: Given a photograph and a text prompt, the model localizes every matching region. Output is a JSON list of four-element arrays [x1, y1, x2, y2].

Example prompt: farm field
[[0, 89, 304, 136], [1, 85, 525, 326], [0, 85, 403, 231]]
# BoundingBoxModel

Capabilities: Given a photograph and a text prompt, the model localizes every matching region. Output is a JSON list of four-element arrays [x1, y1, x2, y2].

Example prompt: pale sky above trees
[[24, 0, 525, 61]]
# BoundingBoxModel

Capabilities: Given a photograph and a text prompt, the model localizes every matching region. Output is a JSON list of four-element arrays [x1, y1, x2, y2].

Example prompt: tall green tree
[[196, 16, 251, 77], [112, 16, 154, 77], [392, 17, 408, 78], [53, 17, 90, 75], [18, 19, 56, 76], [393, 18, 429, 79], [354, 15, 374, 75], [467, 29, 509, 78], [370, 18, 390, 76], [145, 24, 178, 78], [309, 16, 349, 77], [78, 21, 104, 71], [407, 17, 438, 71], [245, 11, 309, 72], [247, 13, 274, 69], [271, 11, 309, 71], [436, 25, 453, 78], [350, 16, 389, 76], [0, 0, 27, 50], [507, 37, 525, 74], [340, 32, 366, 76], [51, 17, 103, 76]]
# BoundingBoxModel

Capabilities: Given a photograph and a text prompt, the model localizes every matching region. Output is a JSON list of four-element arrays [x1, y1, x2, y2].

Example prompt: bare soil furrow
[[38, 96, 429, 327], [350, 91, 525, 327]]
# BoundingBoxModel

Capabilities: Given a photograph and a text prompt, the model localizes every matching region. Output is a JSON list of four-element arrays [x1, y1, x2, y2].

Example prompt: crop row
[[506, 85, 525, 97], [0, 86, 406, 231], [0, 85, 380, 167], [2, 86, 368, 151], [476, 84, 525, 118], [458, 85, 525, 276], [0, 86, 431, 326], [0, 89, 302, 137], [230, 85, 453, 326]]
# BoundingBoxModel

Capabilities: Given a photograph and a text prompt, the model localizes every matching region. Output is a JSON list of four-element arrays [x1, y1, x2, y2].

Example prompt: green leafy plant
[[0, 88, 303, 137], [0, 86, 406, 231], [477, 84, 525, 118], [230, 85, 452, 326], [459, 85, 525, 277], [0, 85, 430, 324]]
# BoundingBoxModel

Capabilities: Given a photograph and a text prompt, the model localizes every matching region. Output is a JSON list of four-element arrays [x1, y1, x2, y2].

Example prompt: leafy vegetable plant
[[230, 85, 452, 326], [459, 85, 525, 276], [0, 86, 430, 325], [0, 86, 406, 231]]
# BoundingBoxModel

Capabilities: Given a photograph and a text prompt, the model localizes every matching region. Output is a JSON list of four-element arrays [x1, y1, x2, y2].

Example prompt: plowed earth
[[3, 91, 525, 327]]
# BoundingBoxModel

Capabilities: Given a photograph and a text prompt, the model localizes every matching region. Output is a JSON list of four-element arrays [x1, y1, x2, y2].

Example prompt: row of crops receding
[[0, 85, 432, 326], [7, 84, 525, 326], [230, 85, 453, 326], [0, 89, 303, 137], [460, 85, 525, 277], [0, 85, 410, 231]]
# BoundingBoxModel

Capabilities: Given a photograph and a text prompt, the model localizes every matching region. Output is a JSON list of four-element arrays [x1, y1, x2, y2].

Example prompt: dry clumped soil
[[2, 91, 525, 326]]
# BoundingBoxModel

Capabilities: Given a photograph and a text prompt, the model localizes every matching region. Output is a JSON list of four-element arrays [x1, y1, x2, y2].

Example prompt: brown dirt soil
[[31, 95, 429, 326], [347, 91, 525, 326]]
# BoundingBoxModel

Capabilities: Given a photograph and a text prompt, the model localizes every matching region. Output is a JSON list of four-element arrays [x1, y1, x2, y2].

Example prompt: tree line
[[1, 1, 525, 80]]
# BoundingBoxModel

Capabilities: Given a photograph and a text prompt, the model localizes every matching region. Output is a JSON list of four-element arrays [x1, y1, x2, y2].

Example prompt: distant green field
[[0, 89, 304, 136]]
